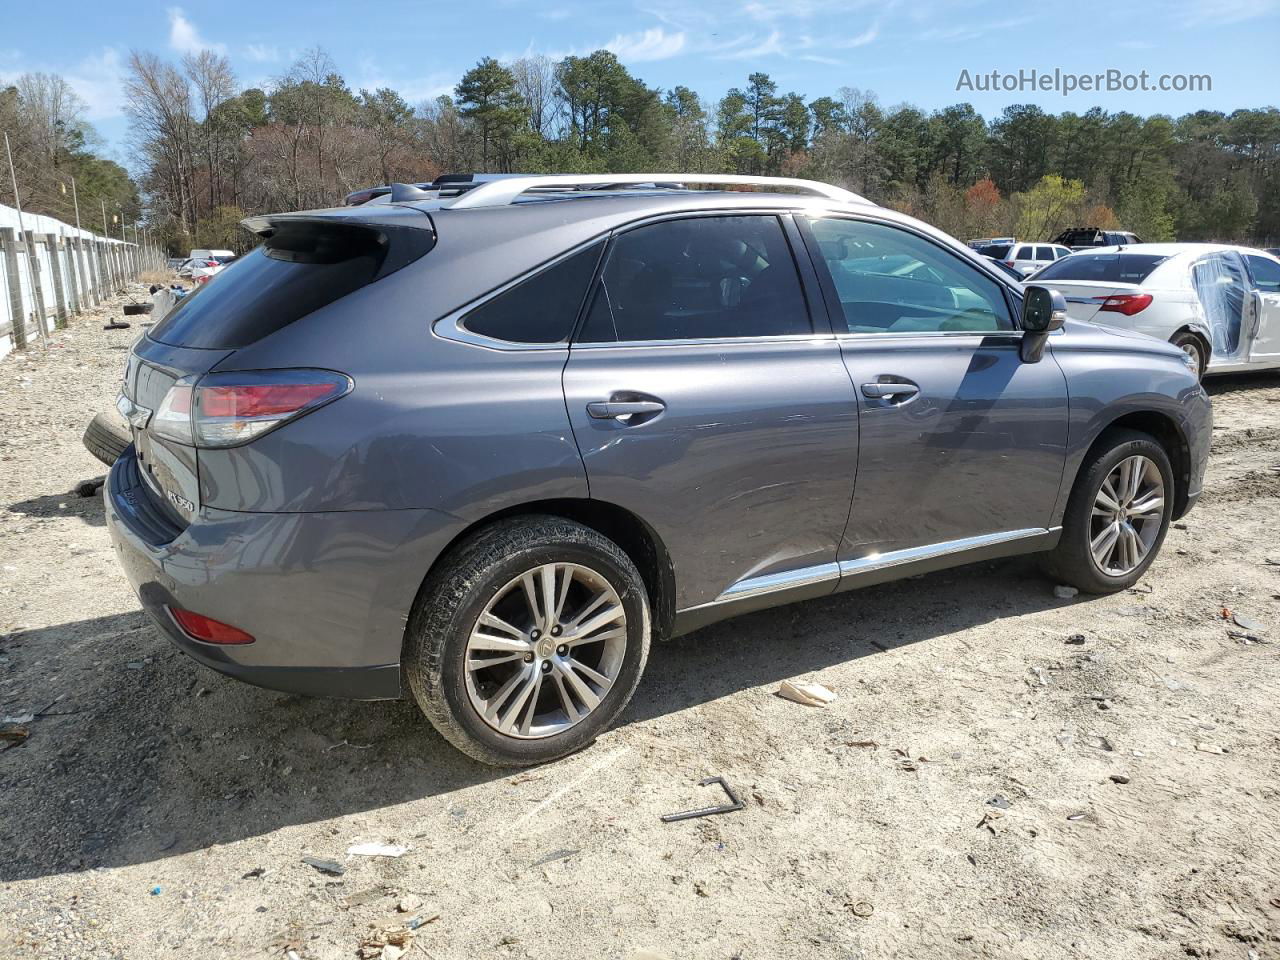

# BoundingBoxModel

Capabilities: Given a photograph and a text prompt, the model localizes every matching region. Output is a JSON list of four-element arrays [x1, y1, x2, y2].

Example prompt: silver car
[[105, 174, 1212, 765]]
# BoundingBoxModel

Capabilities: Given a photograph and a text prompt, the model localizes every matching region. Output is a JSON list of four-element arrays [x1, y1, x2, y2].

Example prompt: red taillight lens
[[168, 607, 255, 644], [200, 383, 338, 418], [1004, 260, 1016, 267], [151, 370, 350, 448], [1096, 293, 1153, 316], [204, 260, 217, 266]]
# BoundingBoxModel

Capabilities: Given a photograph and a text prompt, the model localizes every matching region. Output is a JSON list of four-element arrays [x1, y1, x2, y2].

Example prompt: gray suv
[[105, 174, 1211, 765]]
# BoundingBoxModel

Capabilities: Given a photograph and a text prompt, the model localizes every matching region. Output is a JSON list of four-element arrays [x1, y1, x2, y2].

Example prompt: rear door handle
[[586, 400, 666, 420], [861, 382, 919, 399]]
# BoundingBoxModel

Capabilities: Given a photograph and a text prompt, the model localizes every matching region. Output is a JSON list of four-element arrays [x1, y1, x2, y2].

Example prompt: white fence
[[0, 202, 159, 360]]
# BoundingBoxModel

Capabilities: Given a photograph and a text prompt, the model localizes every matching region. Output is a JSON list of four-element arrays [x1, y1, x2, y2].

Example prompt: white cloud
[[715, 29, 786, 60], [0, 46, 127, 121], [605, 27, 687, 61], [242, 43, 280, 63], [167, 8, 227, 56]]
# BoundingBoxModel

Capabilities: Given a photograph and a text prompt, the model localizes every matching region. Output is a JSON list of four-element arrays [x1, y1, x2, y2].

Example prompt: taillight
[[1004, 260, 1016, 267], [204, 260, 217, 266], [195, 274, 211, 284], [150, 370, 351, 448], [168, 607, 255, 644], [1096, 293, 1153, 316]]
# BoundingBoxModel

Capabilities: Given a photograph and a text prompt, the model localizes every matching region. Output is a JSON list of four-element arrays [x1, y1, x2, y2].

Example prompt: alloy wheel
[[464, 563, 628, 739], [1177, 340, 1198, 378], [1089, 455, 1166, 576]]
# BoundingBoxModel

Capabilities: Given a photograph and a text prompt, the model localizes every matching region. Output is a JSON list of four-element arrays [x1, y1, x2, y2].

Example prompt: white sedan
[[1029, 243, 1280, 378]]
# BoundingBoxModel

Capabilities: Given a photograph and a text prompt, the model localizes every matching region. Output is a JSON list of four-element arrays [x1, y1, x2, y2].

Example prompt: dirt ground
[[1, 288, 1278, 960]]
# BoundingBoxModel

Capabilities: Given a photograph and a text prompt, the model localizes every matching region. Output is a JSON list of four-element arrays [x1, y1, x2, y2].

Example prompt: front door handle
[[861, 382, 919, 399], [586, 400, 666, 421]]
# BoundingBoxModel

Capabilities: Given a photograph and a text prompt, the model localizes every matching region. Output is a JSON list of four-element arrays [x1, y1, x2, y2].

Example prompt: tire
[[122, 302, 153, 316], [1171, 331, 1207, 380], [404, 515, 651, 766], [1042, 428, 1175, 594], [82, 411, 131, 467]]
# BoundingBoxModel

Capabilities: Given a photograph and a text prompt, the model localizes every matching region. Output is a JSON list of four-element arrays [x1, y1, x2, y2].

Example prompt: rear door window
[[577, 215, 811, 343], [979, 244, 1012, 259], [1033, 253, 1168, 283], [150, 219, 434, 349]]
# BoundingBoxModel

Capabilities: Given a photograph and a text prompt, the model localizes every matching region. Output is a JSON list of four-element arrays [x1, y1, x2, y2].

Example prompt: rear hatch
[[1029, 251, 1170, 322], [119, 207, 435, 531]]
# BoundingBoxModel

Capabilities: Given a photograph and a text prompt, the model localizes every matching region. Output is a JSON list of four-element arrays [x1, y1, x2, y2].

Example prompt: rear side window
[[577, 215, 811, 343], [979, 244, 1011, 259], [1033, 253, 1168, 284], [150, 220, 434, 349], [461, 241, 603, 344], [1034, 246, 1053, 261]]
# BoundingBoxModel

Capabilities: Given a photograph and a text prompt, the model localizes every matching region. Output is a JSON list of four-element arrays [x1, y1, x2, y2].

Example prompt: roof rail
[[443, 173, 868, 210]]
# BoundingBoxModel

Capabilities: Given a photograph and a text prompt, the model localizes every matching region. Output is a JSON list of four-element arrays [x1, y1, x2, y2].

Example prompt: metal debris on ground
[[346, 842, 409, 858], [986, 795, 1010, 809], [1065, 634, 1087, 645], [775, 680, 837, 706], [1195, 743, 1229, 755], [1232, 614, 1267, 632], [1110, 774, 1131, 784], [407, 913, 440, 930], [531, 848, 579, 867], [301, 855, 345, 875], [661, 776, 745, 822]]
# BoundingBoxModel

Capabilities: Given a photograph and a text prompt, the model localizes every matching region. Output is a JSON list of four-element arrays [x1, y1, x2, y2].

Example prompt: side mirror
[[1020, 285, 1067, 363]]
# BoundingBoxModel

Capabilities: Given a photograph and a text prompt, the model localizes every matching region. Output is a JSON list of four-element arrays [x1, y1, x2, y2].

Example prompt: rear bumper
[[105, 448, 464, 700]]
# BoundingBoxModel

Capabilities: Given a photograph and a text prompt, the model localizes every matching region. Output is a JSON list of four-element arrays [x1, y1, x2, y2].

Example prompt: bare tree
[[125, 51, 197, 235], [510, 54, 559, 138], [183, 50, 237, 211], [14, 73, 88, 167]]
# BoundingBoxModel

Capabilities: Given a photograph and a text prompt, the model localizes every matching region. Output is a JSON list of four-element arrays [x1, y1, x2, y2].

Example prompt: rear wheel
[[1171, 331, 1207, 380], [1043, 429, 1175, 594], [404, 516, 650, 766]]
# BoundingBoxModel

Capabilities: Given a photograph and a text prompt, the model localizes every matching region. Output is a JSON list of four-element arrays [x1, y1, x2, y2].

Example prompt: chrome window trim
[[838, 527, 1058, 577], [570, 332, 836, 351], [833, 330, 1023, 343], [431, 237, 607, 352]]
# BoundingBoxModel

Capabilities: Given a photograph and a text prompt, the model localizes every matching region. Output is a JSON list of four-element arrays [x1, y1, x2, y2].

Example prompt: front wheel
[[404, 516, 651, 766], [1042, 429, 1175, 594]]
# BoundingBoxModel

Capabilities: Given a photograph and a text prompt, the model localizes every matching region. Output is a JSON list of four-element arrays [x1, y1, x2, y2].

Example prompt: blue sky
[[2, 0, 1277, 169]]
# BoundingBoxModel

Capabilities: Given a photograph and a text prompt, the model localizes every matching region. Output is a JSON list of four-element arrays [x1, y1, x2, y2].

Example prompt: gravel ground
[[1, 292, 1279, 960]]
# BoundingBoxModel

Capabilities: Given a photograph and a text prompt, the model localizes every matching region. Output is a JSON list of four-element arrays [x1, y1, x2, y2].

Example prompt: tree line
[[5, 48, 1278, 253], [1, 74, 139, 238]]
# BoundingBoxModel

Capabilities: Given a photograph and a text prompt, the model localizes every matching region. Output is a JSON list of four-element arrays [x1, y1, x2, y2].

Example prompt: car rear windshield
[[978, 244, 1012, 258], [149, 219, 434, 349], [1032, 253, 1168, 284]]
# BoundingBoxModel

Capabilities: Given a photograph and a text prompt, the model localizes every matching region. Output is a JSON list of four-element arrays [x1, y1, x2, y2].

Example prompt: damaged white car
[[1029, 244, 1280, 379]]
